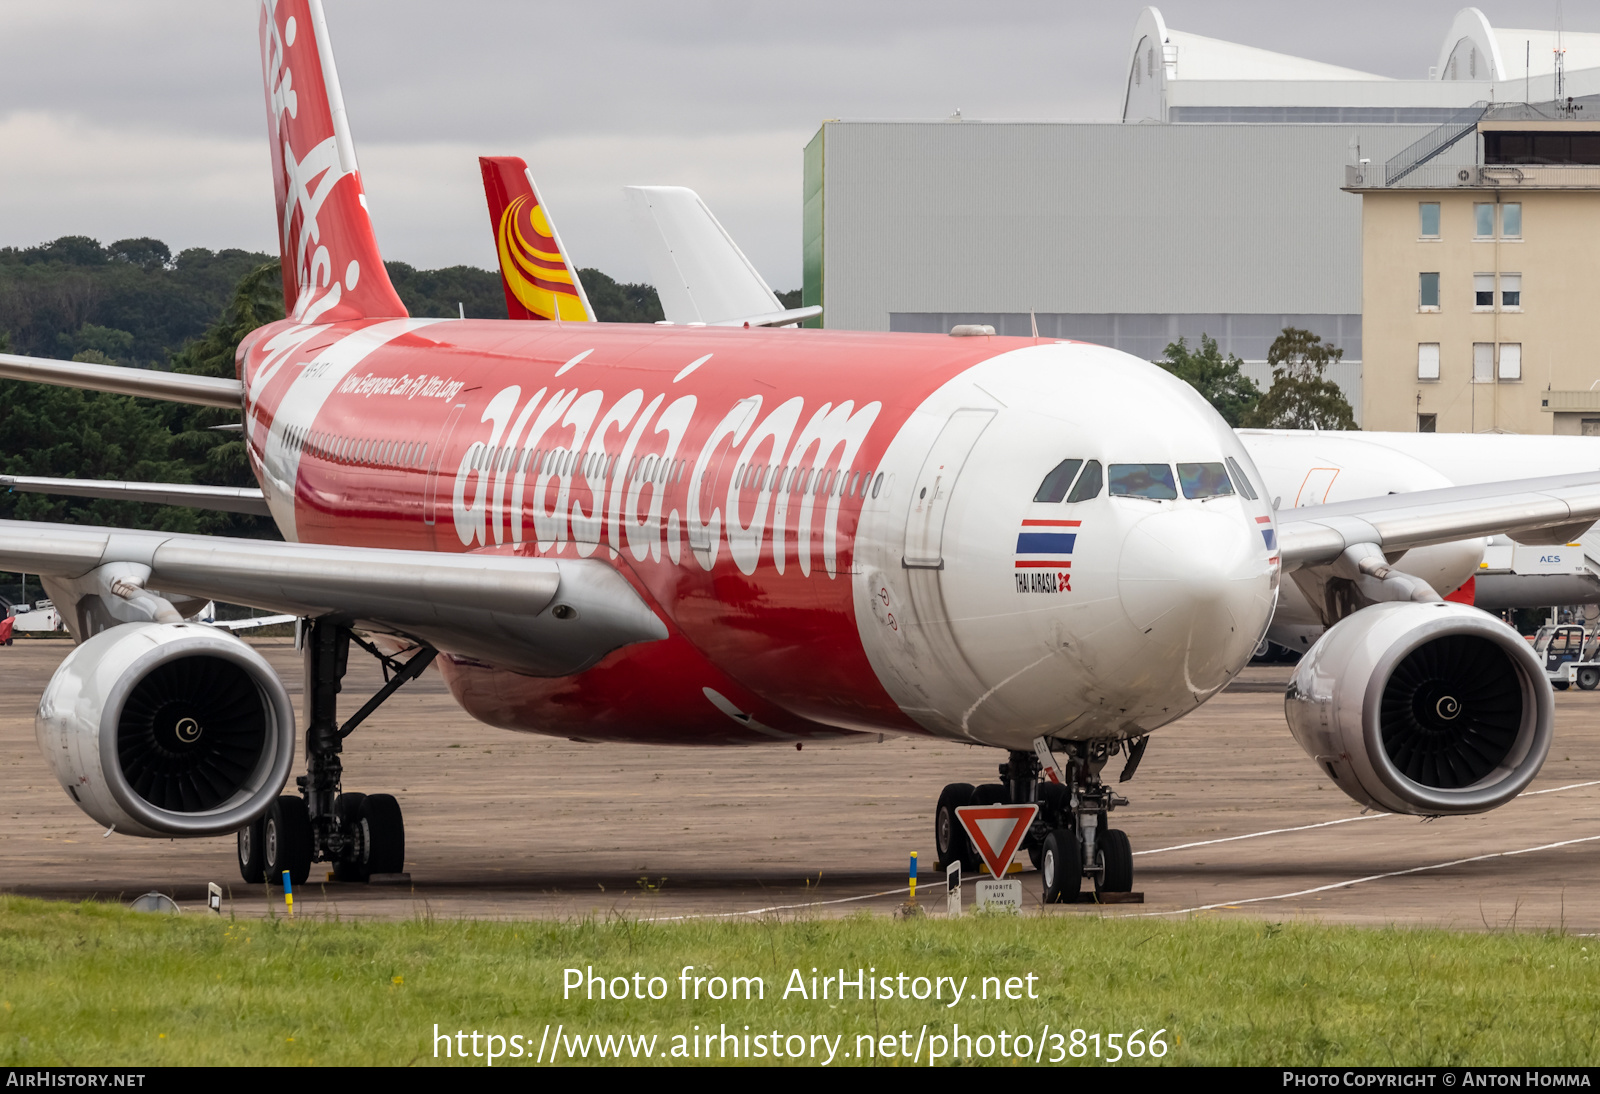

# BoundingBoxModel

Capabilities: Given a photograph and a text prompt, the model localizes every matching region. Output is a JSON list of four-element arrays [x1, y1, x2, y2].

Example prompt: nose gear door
[[902, 408, 995, 569]]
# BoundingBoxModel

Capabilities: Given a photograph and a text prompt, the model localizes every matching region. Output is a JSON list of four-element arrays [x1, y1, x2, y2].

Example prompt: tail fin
[[258, 0, 406, 323], [624, 186, 782, 325], [479, 156, 594, 322]]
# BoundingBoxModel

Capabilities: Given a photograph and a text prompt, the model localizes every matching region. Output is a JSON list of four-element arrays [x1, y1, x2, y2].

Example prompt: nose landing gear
[[237, 618, 434, 887], [934, 736, 1146, 904]]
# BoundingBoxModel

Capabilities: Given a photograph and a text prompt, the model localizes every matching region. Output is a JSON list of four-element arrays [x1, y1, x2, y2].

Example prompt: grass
[[0, 895, 1596, 1066]]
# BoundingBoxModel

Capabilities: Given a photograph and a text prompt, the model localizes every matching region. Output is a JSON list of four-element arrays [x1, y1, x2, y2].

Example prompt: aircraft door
[[902, 408, 995, 569], [424, 403, 467, 527]]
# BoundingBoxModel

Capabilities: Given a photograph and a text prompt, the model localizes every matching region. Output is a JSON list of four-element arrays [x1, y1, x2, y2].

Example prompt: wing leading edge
[[0, 519, 667, 677]]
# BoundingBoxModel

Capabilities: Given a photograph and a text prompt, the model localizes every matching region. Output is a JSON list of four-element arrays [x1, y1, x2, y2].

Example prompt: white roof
[[1438, 7, 1600, 81], [1163, 28, 1386, 82]]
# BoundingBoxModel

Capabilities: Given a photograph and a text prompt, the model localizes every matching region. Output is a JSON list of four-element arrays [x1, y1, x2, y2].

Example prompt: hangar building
[[801, 7, 1600, 422]]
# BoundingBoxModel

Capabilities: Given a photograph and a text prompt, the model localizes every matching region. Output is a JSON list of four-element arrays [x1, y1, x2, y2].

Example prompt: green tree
[[1156, 334, 1262, 427], [577, 268, 663, 323], [163, 261, 285, 539], [1243, 328, 1358, 430]]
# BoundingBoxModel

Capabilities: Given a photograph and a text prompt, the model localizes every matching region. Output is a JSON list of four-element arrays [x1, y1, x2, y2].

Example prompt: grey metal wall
[[818, 121, 1435, 334]]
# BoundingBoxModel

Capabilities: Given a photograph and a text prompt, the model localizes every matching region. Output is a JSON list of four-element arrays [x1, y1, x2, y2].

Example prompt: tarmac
[[4, 636, 1600, 929]]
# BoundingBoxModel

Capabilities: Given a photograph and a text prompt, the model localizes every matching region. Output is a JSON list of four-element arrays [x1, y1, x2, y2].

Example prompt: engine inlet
[[117, 655, 269, 812], [1379, 634, 1521, 789]]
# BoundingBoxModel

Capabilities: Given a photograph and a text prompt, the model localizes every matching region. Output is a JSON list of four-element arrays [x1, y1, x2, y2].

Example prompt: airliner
[[0, 0, 1595, 904]]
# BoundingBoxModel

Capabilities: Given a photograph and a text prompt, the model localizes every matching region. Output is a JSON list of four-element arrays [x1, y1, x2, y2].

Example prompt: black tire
[[1036, 782, 1072, 827], [935, 783, 977, 872], [972, 782, 1007, 806], [331, 793, 368, 882], [1578, 667, 1600, 692], [1096, 828, 1134, 894], [262, 795, 312, 888], [237, 816, 265, 885], [358, 794, 405, 876], [1555, 679, 1571, 691], [1041, 829, 1082, 904]]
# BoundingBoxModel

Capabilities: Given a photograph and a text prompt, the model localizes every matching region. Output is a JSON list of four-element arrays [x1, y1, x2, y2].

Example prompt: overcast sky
[[0, 1, 1590, 288]]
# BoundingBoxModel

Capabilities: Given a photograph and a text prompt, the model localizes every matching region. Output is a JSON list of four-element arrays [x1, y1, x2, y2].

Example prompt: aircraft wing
[[0, 352, 243, 408], [0, 519, 667, 676], [1277, 469, 1600, 570], [0, 475, 270, 516], [625, 186, 793, 326]]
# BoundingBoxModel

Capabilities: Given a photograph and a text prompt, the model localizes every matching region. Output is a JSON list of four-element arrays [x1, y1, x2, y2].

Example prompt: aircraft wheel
[[262, 795, 312, 887], [935, 783, 976, 872], [1578, 667, 1600, 691], [331, 793, 369, 882], [237, 816, 265, 885], [1041, 829, 1082, 904], [972, 782, 1007, 806], [359, 794, 405, 876], [1096, 828, 1134, 894]]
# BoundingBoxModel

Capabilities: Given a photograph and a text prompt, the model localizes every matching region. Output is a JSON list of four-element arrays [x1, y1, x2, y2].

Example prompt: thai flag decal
[[1015, 519, 1078, 594], [1256, 515, 1276, 551]]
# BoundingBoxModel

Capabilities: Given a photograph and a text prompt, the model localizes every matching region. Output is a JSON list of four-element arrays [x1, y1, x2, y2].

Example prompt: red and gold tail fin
[[479, 156, 594, 322], [257, 0, 406, 323]]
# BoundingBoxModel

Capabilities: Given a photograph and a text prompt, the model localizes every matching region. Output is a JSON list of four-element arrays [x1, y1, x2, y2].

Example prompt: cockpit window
[[1108, 463, 1177, 500], [1177, 462, 1234, 500], [1066, 460, 1102, 502], [1032, 459, 1083, 503], [1225, 456, 1260, 501]]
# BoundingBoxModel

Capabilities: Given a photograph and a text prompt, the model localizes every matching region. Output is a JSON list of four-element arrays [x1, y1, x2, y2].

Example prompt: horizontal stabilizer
[[0, 476, 269, 516], [626, 185, 783, 325], [713, 305, 822, 329], [0, 353, 243, 408]]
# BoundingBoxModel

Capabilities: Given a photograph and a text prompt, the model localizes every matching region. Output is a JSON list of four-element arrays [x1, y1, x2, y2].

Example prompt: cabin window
[[1108, 463, 1176, 500], [871, 472, 885, 498], [1177, 462, 1234, 500], [1032, 459, 1083, 503], [1065, 460, 1102, 502]]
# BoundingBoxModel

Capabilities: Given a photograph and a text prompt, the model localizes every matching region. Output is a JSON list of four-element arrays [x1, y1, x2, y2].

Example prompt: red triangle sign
[[955, 804, 1040, 879]]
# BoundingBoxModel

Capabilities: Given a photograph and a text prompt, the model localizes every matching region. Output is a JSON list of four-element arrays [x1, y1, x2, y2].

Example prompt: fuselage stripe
[[1016, 531, 1077, 554]]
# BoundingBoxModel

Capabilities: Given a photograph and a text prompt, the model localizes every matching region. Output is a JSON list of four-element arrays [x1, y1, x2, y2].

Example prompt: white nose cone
[[1118, 509, 1264, 689]]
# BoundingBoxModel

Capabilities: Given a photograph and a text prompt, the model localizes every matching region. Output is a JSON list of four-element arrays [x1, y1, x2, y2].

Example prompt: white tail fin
[[625, 186, 786, 325]]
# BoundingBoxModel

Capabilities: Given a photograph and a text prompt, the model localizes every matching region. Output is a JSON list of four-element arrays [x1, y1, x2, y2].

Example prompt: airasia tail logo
[[452, 384, 880, 577]]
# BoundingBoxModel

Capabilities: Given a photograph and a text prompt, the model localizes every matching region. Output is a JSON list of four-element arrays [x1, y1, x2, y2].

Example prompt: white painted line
[[1136, 832, 1600, 918], [1133, 780, 1600, 858], [1133, 814, 1387, 856], [1524, 779, 1600, 796]]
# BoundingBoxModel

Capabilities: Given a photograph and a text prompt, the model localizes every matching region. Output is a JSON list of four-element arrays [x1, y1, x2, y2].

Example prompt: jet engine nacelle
[[1284, 602, 1552, 816], [36, 622, 296, 838]]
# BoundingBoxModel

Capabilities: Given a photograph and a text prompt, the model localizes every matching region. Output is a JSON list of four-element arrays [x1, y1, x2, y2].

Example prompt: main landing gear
[[934, 736, 1147, 903], [237, 619, 437, 887]]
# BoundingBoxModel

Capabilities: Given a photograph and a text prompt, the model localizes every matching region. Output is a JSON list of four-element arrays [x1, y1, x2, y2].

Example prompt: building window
[[1418, 413, 1437, 433], [1419, 202, 1440, 237], [1417, 343, 1440, 380], [1498, 342, 1522, 381], [1419, 272, 1440, 310], [1473, 273, 1495, 308], [1502, 202, 1522, 238], [1474, 203, 1495, 238], [1473, 342, 1494, 383], [1501, 273, 1521, 309]]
